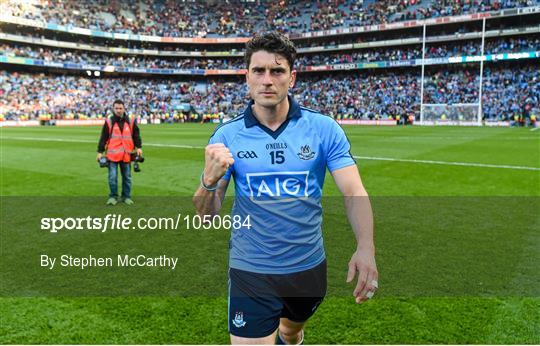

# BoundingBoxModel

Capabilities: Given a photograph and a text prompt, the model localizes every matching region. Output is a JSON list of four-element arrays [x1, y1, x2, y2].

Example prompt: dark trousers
[[108, 161, 131, 199]]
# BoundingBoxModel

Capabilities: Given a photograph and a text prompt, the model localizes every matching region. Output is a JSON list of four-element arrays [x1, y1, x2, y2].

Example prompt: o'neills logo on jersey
[[265, 142, 287, 150], [246, 171, 309, 204]]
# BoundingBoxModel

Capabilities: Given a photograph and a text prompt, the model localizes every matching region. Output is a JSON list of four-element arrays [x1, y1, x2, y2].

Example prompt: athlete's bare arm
[[331, 165, 378, 304]]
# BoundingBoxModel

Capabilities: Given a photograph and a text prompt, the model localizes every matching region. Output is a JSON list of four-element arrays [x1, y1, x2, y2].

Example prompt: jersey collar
[[243, 94, 302, 129]]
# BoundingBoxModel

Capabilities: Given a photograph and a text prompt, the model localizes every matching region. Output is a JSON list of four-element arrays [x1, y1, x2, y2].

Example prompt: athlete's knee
[[278, 319, 304, 344], [230, 330, 278, 345]]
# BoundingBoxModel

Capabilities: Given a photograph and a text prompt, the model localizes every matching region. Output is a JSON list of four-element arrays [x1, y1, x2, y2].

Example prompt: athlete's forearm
[[193, 188, 221, 216], [193, 179, 227, 216], [344, 190, 375, 254]]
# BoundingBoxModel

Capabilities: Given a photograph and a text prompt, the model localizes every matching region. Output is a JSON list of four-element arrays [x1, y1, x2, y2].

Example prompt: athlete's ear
[[290, 70, 297, 89]]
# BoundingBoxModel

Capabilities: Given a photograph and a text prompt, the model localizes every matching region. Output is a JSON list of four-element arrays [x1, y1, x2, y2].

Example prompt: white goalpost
[[418, 19, 487, 126]]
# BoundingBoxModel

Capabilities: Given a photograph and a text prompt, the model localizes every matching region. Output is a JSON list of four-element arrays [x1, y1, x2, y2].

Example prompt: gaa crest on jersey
[[298, 145, 316, 160], [232, 312, 246, 328], [237, 150, 258, 159]]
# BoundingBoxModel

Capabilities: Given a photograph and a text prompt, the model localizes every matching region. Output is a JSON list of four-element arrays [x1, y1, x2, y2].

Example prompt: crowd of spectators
[[0, 44, 246, 70], [347, 0, 413, 26], [426, 37, 540, 57], [2, 37, 537, 71], [484, 36, 540, 54], [3, 0, 110, 30], [294, 72, 421, 119], [423, 69, 479, 104], [3, 0, 537, 37], [1, 63, 537, 122], [482, 64, 538, 120], [0, 71, 249, 121], [410, 0, 536, 21], [426, 41, 482, 58], [297, 47, 422, 66]]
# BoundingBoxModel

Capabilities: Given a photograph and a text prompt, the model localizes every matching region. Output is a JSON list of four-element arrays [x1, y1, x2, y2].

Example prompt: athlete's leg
[[277, 260, 327, 345], [277, 318, 305, 344], [230, 329, 278, 345], [228, 268, 282, 344]]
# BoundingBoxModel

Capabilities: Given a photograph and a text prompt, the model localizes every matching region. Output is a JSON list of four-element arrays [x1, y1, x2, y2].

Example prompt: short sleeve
[[208, 129, 233, 181], [325, 120, 356, 172]]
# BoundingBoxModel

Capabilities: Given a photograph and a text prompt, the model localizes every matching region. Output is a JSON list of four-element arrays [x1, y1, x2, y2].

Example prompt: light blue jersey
[[209, 95, 355, 274]]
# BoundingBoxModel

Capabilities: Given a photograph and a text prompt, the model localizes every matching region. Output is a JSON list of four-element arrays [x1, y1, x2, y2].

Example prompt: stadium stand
[[2, 0, 537, 36], [1, 62, 537, 122], [0, 0, 539, 125]]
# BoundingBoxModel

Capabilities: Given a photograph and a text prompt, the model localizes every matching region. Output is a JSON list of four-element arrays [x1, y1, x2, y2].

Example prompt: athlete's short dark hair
[[245, 32, 297, 70], [113, 99, 124, 106]]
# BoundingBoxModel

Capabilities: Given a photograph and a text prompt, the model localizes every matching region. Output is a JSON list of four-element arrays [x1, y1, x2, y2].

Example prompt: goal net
[[421, 103, 481, 126]]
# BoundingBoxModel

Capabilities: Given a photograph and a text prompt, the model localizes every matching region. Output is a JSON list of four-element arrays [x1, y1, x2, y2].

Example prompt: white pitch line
[[1, 136, 96, 143], [144, 142, 203, 149], [530, 127, 540, 132], [352, 155, 540, 171], [2, 136, 539, 171], [0, 136, 204, 149]]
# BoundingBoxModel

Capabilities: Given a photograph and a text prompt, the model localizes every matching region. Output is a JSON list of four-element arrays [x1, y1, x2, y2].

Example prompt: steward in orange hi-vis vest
[[97, 100, 142, 205], [105, 116, 136, 162]]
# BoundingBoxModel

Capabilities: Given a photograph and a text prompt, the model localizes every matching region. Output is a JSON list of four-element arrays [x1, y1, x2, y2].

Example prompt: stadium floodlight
[[94, 71, 101, 77], [86, 70, 91, 76]]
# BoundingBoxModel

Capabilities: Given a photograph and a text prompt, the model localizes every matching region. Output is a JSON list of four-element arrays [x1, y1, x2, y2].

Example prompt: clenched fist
[[203, 143, 234, 186]]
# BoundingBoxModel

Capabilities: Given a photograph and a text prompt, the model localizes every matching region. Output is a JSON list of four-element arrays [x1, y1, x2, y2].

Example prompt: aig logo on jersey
[[246, 171, 309, 204], [237, 151, 258, 159]]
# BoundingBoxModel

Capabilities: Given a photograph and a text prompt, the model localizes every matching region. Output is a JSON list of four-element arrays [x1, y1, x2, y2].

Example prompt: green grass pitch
[[1, 124, 539, 344]]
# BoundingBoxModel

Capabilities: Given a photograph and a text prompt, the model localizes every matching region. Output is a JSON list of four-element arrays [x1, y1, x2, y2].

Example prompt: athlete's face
[[113, 103, 125, 117], [246, 50, 296, 108]]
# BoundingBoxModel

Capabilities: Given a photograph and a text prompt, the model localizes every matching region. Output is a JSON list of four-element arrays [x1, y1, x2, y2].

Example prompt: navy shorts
[[228, 259, 327, 338]]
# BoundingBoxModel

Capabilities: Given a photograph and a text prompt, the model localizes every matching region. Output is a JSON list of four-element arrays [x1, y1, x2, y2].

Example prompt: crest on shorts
[[232, 311, 246, 328], [298, 145, 316, 160]]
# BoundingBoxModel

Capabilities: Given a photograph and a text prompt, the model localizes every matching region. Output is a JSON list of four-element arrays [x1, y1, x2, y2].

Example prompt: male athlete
[[193, 32, 378, 345]]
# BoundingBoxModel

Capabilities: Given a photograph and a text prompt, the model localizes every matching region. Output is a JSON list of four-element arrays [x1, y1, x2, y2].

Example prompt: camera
[[98, 157, 109, 168], [131, 153, 145, 172]]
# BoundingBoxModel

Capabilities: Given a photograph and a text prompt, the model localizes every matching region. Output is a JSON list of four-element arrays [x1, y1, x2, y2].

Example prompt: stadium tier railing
[[1, 25, 538, 57], [1, 51, 538, 75]]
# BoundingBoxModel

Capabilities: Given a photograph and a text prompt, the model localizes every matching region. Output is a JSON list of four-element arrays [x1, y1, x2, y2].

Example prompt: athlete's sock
[[276, 332, 286, 345], [298, 330, 304, 345]]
